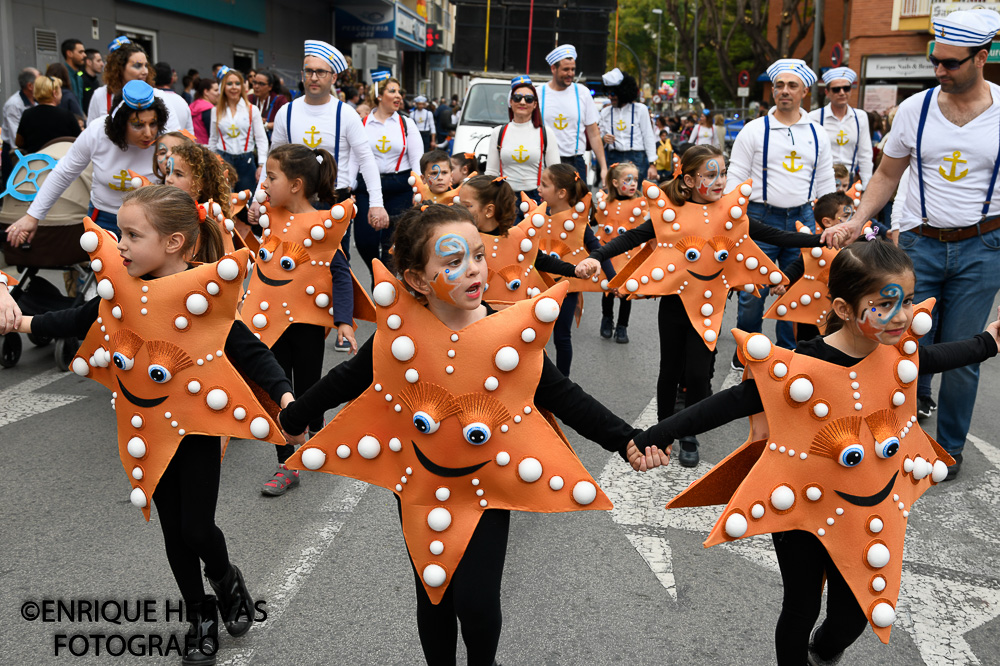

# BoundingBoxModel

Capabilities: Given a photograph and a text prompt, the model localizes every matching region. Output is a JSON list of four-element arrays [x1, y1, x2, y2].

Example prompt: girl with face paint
[[595, 162, 643, 343], [276, 202, 662, 665]]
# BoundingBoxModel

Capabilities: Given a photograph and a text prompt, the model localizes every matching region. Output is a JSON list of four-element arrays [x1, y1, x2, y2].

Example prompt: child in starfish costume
[[0, 270, 21, 333], [411, 150, 462, 205], [16, 185, 297, 665], [520, 163, 616, 376], [640, 238, 1000, 664], [458, 175, 578, 306], [578, 146, 824, 467], [450, 151, 479, 187], [593, 162, 650, 343], [278, 203, 660, 665], [243, 143, 374, 497]]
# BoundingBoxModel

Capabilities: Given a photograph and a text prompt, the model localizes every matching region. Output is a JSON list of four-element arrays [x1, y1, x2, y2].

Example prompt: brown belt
[[914, 215, 1000, 242]]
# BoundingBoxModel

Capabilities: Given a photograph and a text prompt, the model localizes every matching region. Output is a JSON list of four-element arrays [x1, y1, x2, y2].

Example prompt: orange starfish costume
[[0, 270, 18, 288], [521, 193, 610, 293], [481, 225, 553, 305], [608, 179, 787, 350], [71, 219, 285, 520], [593, 184, 656, 273], [284, 262, 612, 603], [668, 300, 952, 642], [764, 221, 838, 330], [409, 172, 461, 205], [241, 200, 375, 347]]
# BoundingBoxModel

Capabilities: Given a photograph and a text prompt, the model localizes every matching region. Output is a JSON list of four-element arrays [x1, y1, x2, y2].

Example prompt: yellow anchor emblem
[[303, 125, 322, 148], [512, 145, 530, 163], [939, 150, 968, 182], [226, 123, 240, 139], [375, 135, 392, 153], [836, 130, 849, 146], [616, 119, 627, 131], [108, 169, 134, 191], [783, 151, 804, 172], [553, 114, 569, 130]]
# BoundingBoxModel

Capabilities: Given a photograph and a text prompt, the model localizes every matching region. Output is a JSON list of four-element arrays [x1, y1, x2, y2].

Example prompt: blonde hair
[[33, 76, 60, 104], [121, 185, 225, 263], [376, 77, 402, 102], [216, 70, 250, 120], [833, 163, 849, 181], [714, 113, 724, 127]]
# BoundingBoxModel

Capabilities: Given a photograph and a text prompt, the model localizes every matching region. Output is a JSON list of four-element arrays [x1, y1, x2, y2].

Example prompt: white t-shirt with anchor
[[726, 106, 835, 209], [208, 98, 269, 164], [411, 107, 435, 134], [484, 120, 562, 192], [598, 101, 658, 162], [808, 103, 873, 186], [27, 116, 157, 219], [348, 110, 424, 182], [882, 83, 1000, 231], [540, 81, 599, 158], [266, 96, 382, 206]]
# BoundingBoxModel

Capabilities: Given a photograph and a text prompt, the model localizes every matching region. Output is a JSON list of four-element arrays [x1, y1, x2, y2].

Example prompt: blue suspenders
[[916, 86, 1000, 223], [541, 84, 583, 155], [284, 99, 343, 163], [611, 104, 636, 150], [821, 105, 861, 179], [762, 115, 820, 204]]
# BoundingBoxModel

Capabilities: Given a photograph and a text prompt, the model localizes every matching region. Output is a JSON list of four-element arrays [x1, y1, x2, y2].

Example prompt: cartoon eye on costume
[[506, 278, 522, 291], [148, 365, 172, 383], [462, 423, 491, 445], [413, 411, 441, 434], [604, 225, 613, 235], [144, 340, 194, 384], [674, 236, 706, 263], [839, 444, 865, 467], [496, 264, 524, 292], [876, 437, 900, 459], [258, 248, 273, 261], [279, 256, 296, 271], [864, 409, 901, 459], [549, 251, 561, 259], [710, 236, 736, 262], [617, 226, 627, 236], [276, 242, 310, 272], [713, 248, 729, 262], [113, 352, 135, 371], [810, 415, 862, 461]]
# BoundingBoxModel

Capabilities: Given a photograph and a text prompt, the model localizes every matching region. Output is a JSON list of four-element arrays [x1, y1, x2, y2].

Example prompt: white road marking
[[603, 397, 1000, 665], [0, 368, 87, 429]]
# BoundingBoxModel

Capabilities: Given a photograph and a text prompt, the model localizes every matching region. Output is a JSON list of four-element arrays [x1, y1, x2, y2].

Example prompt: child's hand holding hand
[[337, 323, 358, 354], [772, 284, 787, 296], [986, 306, 1000, 348], [575, 258, 600, 279], [627, 441, 670, 472]]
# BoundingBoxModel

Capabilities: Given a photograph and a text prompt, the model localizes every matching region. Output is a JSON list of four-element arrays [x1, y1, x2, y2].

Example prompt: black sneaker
[[945, 452, 963, 481], [614, 325, 629, 344], [678, 436, 700, 467], [731, 350, 744, 371], [917, 395, 936, 420], [600, 316, 614, 339]]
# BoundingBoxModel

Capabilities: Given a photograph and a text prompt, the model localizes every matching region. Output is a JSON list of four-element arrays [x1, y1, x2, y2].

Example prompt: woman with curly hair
[[599, 68, 658, 180]]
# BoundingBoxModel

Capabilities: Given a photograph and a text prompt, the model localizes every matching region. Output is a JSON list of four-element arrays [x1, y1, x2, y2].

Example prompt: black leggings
[[552, 291, 579, 376], [408, 506, 510, 665], [601, 293, 632, 326], [153, 435, 230, 606], [272, 323, 326, 460], [657, 295, 713, 421], [772, 530, 869, 665], [353, 172, 412, 286]]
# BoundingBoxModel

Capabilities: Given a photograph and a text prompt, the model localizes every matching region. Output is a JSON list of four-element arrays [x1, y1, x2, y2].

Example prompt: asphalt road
[[2, 255, 999, 666]]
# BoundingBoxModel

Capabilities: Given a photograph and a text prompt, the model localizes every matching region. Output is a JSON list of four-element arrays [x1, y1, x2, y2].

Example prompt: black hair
[[344, 86, 358, 100], [85, 48, 101, 61], [153, 62, 173, 87], [61, 38, 83, 59], [212, 63, 226, 71], [450, 152, 477, 178], [608, 72, 639, 107], [194, 78, 216, 100], [543, 163, 588, 207], [462, 175, 517, 235], [266, 144, 338, 205], [391, 203, 476, 283], [814, 191, 854, 224], [825, 239, 915, 334], [420, 149, 451, 174], [969, 41, 992, 57], [256, 69, 277, 88], [104, 95, 169, 150]]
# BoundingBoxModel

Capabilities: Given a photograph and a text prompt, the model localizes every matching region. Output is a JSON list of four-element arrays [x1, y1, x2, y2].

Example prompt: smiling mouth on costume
[[117, 377, 168, 407], [834, 471, 898, 507], [412, 441, 489, 477], [256, 264, 292, 287], [687, 268, 724, 281]]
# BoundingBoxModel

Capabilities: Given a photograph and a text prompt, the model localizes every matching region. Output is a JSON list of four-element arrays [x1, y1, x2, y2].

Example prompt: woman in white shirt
[[599, 69, 658, 181], [348, 74, 423, 281], [689, 111, 720, 149], [7, 80, 166, 242], [485, 76, 561, 207], [209, 67, 268, 192], [87, 36, 181, 133]]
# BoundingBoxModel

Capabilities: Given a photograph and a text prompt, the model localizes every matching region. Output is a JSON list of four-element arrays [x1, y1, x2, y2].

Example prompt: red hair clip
[[195, 203, 207, 224]]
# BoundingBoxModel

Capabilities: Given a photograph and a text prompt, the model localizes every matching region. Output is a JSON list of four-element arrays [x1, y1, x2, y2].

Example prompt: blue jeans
[[736, 202, 816, 349], [88, 204, 119, 234], [899, 226, 1000, 455]]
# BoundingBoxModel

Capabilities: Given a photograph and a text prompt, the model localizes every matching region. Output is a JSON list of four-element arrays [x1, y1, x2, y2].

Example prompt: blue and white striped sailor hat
[[545, 44, 577, 66], [304, 40, 348, 74], [766, 58, 817, 87]]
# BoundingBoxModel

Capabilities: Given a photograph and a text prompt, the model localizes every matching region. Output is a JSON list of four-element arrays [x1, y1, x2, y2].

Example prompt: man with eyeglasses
[[539, 44, 608, 185], [809, 67, 872, 187], [824, 9, 1000, 481], [726, 58, 835, 358], [252, 40, 387, 232], [248, 70, 288, 138]]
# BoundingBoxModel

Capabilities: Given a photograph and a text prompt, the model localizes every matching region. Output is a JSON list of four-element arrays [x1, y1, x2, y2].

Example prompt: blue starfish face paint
[[696, 158, 726, 200], [618, 170, 639, 197], [430, 233, 472, 305], [857, 283, 908, 343]]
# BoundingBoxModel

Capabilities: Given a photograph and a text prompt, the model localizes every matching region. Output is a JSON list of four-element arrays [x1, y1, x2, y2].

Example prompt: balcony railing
[[901, 0, 932, 18]]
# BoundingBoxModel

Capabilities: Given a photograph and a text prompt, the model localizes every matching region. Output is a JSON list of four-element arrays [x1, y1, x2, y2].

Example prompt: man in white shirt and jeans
[[809, 67, 873, 187], [824, 10, 1000, 480], [726, 58, 835, 357], [539, 44, 608, 185]]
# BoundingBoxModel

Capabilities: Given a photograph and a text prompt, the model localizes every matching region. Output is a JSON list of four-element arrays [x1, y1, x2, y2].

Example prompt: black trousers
[[271, 323, 326, 460], [153, 435, 230, 606], [552, 291, 579, 376], [772, 530, 869, 665], [353, 171, 412, 286], [405, 504, 510, 666], [601, 293, 632, 326], [657, 295, 713, 421]]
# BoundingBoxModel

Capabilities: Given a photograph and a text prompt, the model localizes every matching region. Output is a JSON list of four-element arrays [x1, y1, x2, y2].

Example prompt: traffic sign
[[689, 76, 699, 97], [831, 42, 843, 67], [738, 70, 750, 88], [737, 87, 750, 97]]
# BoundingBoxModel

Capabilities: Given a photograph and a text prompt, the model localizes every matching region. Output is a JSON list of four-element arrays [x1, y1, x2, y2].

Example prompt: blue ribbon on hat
[[304, 40, 348, 74], [371, 69, 392, 83], [108, 36, 131, 53], [545, 44, 577, 66], [216, 65, 231, 80], [111, 80, 156, 119], [510, 75, 532, 89]]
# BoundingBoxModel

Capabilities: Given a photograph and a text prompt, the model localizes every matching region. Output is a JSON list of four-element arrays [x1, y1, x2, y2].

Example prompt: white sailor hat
[[933, 9, 1000, 47], [766, 58, 817, 87], [414, 95, 427, 103], [304, 40, 348, 74], [822, 67, 857, 85], [545, 44, 577, 66], [602, 68, 624, 87]]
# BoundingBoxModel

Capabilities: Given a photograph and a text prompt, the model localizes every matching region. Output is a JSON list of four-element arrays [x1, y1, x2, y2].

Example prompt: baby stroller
[[0, 139, 95, 369]]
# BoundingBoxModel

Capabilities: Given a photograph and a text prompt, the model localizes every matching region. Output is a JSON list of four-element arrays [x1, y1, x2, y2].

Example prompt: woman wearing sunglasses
[[809, 67, 873, 188], [484, 75, 561, 207]]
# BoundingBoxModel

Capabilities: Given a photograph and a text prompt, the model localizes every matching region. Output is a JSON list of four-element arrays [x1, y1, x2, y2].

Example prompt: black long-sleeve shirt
[[633, 333, 998, 450], [280, 304, 640, 458], [32, 296, 293, 403]]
